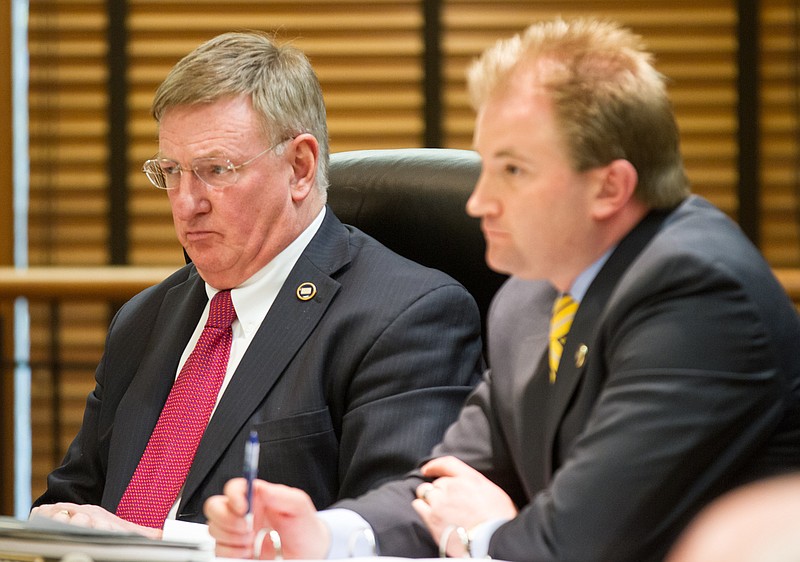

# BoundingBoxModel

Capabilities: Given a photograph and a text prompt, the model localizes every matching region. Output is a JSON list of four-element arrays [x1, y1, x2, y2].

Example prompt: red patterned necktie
[[116, 289, 236, 528]]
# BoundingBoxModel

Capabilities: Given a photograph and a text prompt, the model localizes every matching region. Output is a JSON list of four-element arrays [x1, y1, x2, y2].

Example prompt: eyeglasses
[[142, 141, 286, 190]]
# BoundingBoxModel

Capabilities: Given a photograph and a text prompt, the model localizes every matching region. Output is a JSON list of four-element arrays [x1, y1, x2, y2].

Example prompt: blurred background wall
[[1, 0, 798, 516]]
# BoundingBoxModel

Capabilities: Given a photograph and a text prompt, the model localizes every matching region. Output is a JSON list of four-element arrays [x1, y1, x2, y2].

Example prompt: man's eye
[[160, 163, 181, 176], [198, 160, 232, 177], [209, 164, 230, 176], [505, 164, 521, 175]]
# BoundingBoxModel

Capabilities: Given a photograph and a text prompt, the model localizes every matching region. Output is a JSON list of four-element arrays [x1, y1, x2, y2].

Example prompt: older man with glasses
[[29, 31, 483, 540]]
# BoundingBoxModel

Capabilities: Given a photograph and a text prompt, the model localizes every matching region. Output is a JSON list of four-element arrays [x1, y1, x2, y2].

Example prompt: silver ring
[[438, 524, 471, 558], [254, 528, 283, 560], [269, 529, 283, 561]]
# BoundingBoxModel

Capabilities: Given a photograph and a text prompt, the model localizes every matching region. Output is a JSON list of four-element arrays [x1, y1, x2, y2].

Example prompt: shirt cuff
[[317, 508, 377, 559], [161, 518, 215, 548], [468, 518, 510, 558]]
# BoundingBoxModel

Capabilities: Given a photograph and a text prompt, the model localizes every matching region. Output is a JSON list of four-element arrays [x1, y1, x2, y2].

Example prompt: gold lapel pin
[[575, 344, 588, 368], [296, 282, 317, 301]]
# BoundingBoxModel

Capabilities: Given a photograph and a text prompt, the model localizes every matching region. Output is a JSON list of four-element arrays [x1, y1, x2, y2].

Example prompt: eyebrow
[[486, 147, 532, 163], [155, 150, 229, 161]]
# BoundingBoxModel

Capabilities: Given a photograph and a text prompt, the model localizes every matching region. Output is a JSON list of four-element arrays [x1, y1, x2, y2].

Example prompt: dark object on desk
[[328, 148, 507, 343]]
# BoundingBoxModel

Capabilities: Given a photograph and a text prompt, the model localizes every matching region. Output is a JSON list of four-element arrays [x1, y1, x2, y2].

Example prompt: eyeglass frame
[[142, 138, 291, 191]]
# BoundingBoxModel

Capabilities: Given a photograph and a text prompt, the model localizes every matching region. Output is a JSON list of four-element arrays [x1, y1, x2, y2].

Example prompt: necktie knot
[[206, 289, 236, 329], [549, 293, 578, 384]]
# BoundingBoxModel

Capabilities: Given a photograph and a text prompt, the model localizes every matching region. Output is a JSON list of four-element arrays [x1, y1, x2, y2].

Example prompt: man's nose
[[168, 171, 210, 217], [466, 173, 494, 217]]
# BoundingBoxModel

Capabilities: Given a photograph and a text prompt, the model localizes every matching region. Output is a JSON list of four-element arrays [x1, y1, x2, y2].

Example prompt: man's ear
[[288, 133, 319, 202], [590, 159, 638, 221]]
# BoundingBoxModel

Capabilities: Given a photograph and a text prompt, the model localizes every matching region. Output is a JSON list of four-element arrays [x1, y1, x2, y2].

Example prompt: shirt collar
[[567, 246, 614, 304], [206, 206, 326, 337]]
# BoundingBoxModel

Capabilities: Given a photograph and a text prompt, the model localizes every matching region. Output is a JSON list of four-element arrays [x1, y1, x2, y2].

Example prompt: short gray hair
[[152, 31, 329, 194]]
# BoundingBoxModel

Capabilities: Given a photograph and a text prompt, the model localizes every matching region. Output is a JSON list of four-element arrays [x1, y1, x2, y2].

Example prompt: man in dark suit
[[29, 31, 483, 538], [205, 18, 800, 561]]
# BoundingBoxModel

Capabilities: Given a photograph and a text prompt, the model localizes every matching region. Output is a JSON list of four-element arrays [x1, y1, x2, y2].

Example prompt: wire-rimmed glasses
[[142, 140, 286, 190]]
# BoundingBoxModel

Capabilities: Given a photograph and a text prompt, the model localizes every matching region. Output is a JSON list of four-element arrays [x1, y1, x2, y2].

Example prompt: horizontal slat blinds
[[761, 1, 800, 265], [126, 1, 424, 265], [441, 1, 738, 218], [27, 0, 111, 500], [28, 4, 109, 265]]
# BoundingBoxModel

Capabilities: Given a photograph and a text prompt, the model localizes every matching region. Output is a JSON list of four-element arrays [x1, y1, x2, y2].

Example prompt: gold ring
[[59, 509, 71, 517], [417, 482, 436, 502]]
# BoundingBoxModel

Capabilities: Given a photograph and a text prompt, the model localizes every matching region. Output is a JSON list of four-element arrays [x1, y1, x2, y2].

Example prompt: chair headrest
[[328, 148, 507, 328]]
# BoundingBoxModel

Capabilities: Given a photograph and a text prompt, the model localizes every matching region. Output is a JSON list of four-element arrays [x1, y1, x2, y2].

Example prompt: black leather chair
[[328, 148, 507, 340]]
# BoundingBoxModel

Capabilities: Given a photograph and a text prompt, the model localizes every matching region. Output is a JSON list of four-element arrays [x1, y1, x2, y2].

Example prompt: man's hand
[[30, 503, 162, 539], [205, 478, 330, 560], [412, 456, 517, 556]]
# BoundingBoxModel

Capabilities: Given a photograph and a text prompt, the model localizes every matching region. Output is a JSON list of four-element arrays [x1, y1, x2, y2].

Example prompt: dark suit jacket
[[34, 208, 484, 523], [339, 196, 800, 561]]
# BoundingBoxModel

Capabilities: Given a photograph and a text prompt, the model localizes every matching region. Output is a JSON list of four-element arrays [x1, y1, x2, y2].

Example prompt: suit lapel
[[180, 209, 351, 504], [105, 270, 207, 509], [543, 208, 672, 463]]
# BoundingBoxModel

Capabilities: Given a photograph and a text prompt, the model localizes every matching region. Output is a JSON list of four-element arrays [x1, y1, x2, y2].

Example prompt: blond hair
[[468, 18, 689, 208]]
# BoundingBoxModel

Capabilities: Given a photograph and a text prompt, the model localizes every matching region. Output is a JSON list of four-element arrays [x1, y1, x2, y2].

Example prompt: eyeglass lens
[[144, 157, 240, 190]]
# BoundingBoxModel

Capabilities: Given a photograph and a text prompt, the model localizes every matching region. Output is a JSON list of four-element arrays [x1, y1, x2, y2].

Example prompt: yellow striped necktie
[[549, 293, 578, 384]]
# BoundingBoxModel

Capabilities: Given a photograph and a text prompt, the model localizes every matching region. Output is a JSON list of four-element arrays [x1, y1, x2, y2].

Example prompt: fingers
[[206, 492, 249, 532], [208, 478, 326, 560], [256, 483, 329, 560], [412, 497, 433, 523], [416, 482, 437, 503], [214, 538, 256, 561], [258, 481, 314, 514], [205, 488, 254, 556], [222, 477, 251, 517], [207, 508, 254, 560], [29, 502, 145, 535], [53, 509, 73, 524], [30, 502, 81, 523], [420, 455, 479, 479]]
